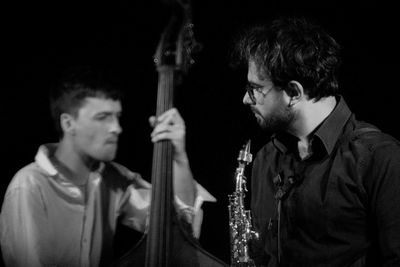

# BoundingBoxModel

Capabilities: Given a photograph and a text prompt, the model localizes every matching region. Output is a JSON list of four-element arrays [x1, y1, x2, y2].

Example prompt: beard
[[253, 105, 294, 134]]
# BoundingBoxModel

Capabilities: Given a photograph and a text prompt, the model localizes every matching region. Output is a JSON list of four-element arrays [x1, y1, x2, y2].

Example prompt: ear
[[285, 81, 304, 107], [60, 113, 76, 135]]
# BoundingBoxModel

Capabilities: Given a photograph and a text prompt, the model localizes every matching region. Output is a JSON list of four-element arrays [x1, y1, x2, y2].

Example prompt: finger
[[149, 116, 157, 127], [151, 125, 185, 139], [157, 108, 183, 125], [151, 131, 179, 143], [149, 110, 177, 126], [151, 124, 168, 137]]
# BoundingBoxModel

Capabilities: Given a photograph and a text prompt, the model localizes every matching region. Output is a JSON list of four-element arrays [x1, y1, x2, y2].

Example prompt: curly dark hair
[[49, 65, 123, 138], [233, 17, 341, 101]]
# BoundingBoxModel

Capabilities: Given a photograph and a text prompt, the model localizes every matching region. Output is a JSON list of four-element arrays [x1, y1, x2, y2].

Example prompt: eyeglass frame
[[245, 82, 274, 104]]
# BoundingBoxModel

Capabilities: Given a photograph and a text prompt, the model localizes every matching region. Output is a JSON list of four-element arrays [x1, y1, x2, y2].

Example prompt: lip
[[105, 139, 118, 144]]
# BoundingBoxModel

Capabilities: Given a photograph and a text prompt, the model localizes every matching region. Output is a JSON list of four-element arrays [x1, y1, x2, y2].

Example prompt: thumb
[[149, 116, 156, 127]]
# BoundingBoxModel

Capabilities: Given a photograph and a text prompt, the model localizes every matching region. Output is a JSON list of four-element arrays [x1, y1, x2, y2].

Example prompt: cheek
[[258, 93, 285, 112], [75, 125, 102, 145], [255, 98, 275, 116]]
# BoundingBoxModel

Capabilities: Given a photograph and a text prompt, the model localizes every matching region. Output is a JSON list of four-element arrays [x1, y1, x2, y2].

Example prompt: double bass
[[113, 0, 228, 266]]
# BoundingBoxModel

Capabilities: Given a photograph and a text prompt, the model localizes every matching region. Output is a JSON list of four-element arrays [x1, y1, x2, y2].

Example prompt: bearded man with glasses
[[233, 17, 400, 267]]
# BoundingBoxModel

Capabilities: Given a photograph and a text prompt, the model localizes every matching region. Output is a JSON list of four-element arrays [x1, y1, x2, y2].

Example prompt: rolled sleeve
[[121, 180, 216, 239], [175, 183, 217, 238]]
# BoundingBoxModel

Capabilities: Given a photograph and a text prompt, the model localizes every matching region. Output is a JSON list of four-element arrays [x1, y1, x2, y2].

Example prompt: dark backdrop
[[1, 0, 397, 265]]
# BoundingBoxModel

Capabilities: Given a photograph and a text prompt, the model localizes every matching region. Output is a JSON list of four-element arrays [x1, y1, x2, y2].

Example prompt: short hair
[[49, 65, 123, 138], [233, 17, 341, 100]]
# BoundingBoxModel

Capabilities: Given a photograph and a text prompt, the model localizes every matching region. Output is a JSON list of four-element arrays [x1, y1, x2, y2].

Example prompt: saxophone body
[[228, 140, 258, 267]]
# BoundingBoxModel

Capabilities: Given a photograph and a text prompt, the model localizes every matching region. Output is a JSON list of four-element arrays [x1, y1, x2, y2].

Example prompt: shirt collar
[[35, 144, 59, 176], [272, 96, 352, 156], [272, 132, 296, 154], [314, 96, 352, 155], [35, 143, 105, 176]]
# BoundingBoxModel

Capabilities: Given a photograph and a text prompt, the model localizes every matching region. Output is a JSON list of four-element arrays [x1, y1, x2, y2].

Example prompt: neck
[[290, 96, 337, 144], [54, 139, 98, 185]]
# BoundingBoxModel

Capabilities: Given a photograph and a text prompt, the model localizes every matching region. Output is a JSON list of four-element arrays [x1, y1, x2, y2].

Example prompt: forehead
[[247, 60, 273, 86], [78, 97, 122, 116]]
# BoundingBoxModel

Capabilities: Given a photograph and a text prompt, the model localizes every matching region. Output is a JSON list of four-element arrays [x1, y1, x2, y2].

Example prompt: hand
[[149, 108, 187, 162]]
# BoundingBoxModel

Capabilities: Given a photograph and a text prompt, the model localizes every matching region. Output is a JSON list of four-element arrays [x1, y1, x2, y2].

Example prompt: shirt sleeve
[[364, 140, 400, 266], [175, 183, 216, 238], [0, 173, 52, 267], [119, 176, 216, 238]]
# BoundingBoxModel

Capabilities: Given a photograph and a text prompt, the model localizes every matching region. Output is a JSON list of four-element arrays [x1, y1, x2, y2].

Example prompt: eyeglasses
[[245, 83, 273, 104]]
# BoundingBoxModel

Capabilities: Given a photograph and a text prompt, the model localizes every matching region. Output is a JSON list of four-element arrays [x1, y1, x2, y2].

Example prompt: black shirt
[[251, 97, 400, 267]]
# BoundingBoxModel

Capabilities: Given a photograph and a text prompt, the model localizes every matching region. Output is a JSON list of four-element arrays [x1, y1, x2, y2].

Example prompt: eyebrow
[[93, 111, 122, 117], [246, 81, 263, 88]]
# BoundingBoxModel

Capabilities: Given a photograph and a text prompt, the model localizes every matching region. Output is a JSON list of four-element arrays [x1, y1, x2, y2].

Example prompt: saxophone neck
[[237, 140, 252, 165], [235, 140, 252, 192], [235, 167, 246, 192]]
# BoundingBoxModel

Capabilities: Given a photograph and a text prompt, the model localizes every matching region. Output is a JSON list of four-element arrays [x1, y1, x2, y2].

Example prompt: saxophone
[[228, 140, 259, 267]]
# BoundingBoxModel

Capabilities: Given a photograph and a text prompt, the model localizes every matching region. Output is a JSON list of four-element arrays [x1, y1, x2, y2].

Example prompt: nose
[[243, 91, 253, 105], [110, 118, 122, 135]]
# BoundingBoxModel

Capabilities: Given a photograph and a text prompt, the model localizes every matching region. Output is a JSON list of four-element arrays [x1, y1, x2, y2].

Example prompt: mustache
[[250, 107, 259, 114]]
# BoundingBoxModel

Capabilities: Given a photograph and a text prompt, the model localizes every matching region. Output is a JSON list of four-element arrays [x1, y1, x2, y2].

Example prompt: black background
[[1, 0, 398, 265]]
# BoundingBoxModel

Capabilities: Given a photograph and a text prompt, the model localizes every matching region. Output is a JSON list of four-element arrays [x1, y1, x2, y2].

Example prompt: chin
[[255, 114, 267, 129], [95, 151, 117, 162]]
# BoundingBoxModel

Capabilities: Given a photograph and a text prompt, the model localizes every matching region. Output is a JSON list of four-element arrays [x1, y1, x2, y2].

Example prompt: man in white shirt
[[0, 66, 215, 267]]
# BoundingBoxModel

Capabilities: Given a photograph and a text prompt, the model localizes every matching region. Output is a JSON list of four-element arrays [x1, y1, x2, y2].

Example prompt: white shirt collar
[[34, 143, 105, 176], [35, 144, 59, 176]]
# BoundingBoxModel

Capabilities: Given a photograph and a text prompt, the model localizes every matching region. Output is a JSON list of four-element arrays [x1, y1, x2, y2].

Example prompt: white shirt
[[0, 144, 216, 267]]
